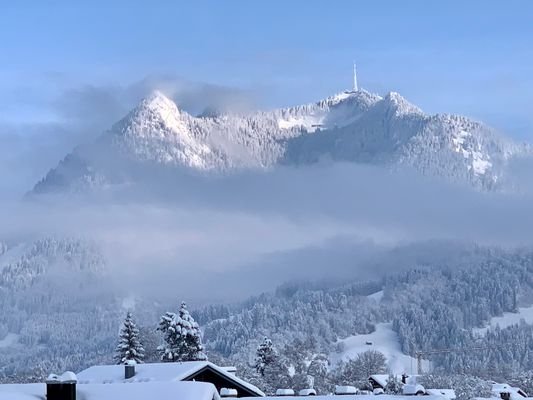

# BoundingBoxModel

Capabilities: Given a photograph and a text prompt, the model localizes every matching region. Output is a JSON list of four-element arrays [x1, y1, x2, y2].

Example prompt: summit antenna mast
[[353, 62, 358, 91]]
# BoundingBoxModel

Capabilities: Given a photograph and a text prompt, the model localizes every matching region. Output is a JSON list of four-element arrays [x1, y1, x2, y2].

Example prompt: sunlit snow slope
[[330, 322, 429, 375]]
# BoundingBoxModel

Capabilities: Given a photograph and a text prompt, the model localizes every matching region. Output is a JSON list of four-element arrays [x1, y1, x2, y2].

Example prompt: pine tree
[[385, 374, 403, 394], [255, 337, 277, 376], [114, 311, 145, 365], [253, 337, 291, 394], [157, 301, 207, 362]]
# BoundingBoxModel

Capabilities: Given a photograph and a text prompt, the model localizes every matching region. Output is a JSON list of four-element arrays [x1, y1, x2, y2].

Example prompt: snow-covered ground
[[367, 290, 384, 302], [473, 304, 533, 336], [0, 381, 219, 400], [330, 322, 428, 374], [451, 129, 492, 176], [0, 333, 19, 348]]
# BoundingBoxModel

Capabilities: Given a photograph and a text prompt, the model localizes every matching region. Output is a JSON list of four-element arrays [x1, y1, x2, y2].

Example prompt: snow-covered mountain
[[32, 89, 530, 193]]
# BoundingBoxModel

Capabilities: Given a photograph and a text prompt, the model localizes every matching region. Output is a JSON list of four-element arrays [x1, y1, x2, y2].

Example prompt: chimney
[[125, 360, 136, 379], [220, 388, 238, 398], [46, 371, 77, 400]]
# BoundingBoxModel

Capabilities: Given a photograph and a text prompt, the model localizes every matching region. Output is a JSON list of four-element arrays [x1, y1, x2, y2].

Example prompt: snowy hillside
[[330, 322, 428, 375], [1, 240, 533, 381], [473, 304, 533, 336], [195, 244, 533, 379], [0, 238, 106, 290], [0, 238, 119, 378], [32, 89, 530, 194]]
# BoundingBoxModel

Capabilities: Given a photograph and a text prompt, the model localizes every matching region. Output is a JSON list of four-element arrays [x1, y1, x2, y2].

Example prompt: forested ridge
[[1, 239, 533, 385]]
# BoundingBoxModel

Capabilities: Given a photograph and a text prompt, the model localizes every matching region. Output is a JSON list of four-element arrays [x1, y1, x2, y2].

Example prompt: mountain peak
[[323, 89, 381, 107], [138, 90, 179, 115], [382, 91, 424, 116], [115, 90, 186, 135]]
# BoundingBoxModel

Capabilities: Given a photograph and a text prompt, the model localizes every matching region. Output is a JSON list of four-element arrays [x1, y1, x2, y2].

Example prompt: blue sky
[[1, 0, 533, 138]]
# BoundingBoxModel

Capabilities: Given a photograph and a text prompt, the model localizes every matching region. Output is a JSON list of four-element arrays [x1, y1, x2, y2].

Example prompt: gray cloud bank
[[2, 162, 533, 302]]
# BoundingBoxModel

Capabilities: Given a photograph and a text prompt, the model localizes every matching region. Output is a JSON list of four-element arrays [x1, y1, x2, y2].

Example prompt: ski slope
[[473, 304, 533, 336], [0, 333, 19, 348], [330, 322, 429, 374], [367, 290, 384, 302]]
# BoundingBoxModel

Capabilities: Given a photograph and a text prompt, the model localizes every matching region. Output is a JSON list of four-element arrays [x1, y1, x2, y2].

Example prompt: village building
[[76, 361, 264, 397], [369, 374, 397, 390], [426, 389, 457, 400], [369, 374, 456, 399], [492, 383, 529, 400], [241, 395, 448, 400]]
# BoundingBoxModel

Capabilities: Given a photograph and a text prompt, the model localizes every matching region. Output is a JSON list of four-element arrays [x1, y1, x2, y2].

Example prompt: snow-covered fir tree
[[6, 240, 533, 381], [157, 301, 207, 362], [283, 337, 331, 393], [114, 311, 145, 365], [255, 337, 277, 376], [385, 374, 403, 394], [334, 350, 386, 390]]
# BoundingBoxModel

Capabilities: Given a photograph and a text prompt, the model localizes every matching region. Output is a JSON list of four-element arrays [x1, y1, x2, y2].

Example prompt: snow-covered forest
[[1, 238, 533, 394], [194, 245, 533, 379]]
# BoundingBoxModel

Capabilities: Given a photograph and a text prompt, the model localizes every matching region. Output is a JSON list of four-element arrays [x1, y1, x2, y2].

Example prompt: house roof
[[369, 374, 419, 388], [493, 383, 527, 394], [369, 374, 391, 388], [492, 383, 530, 400], [427, 389, 457, 399], [76, 361, 264, 396], [0, 393, 37, 400], [493, 383, 515, 392], [241, 395, 447, 400], [0, 381, 220, 400]]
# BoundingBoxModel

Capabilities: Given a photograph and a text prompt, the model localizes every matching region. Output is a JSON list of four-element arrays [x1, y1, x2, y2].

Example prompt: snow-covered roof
[[275, 388, 295, 396], [76, 361, 265, 396], [492, 383, 528, 398], [403, 383, 426, 395], [0, 393, 37, 400], [472, 397, 501, 400], [493, 383, 524, 393], [0, 383, 42, 400], [335, 385, 357, 394], [0, 381, 220, 400], [426, 389, 457, 399], [221, 387, 238, 397], [47, 370, 77, 383], [370, 374, 391, 388], [369, 373, 418, 388], [241, 395, 447, 400], [298, 388, 317, 396]]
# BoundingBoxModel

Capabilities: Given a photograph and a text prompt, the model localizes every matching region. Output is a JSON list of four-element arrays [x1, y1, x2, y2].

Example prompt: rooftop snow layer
[[241, 395, 447, 400], [76, 361, 264, 396], [0, 381, 220, 400]]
